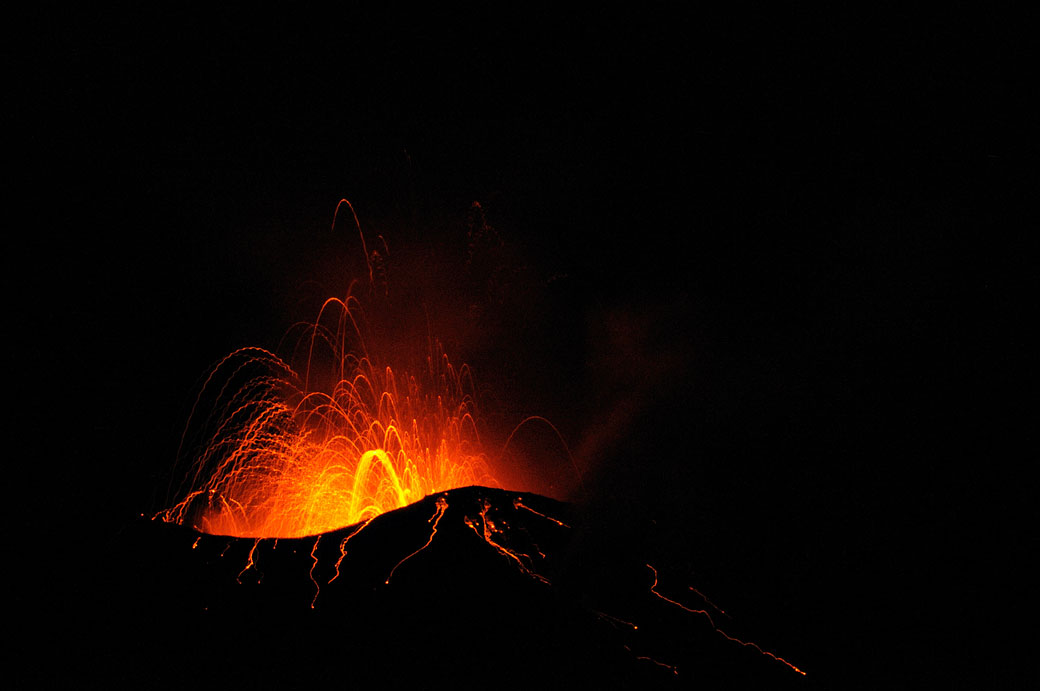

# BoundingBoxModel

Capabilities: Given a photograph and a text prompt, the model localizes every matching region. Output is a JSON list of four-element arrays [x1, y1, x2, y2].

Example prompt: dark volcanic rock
[[61, 487, 809, 689]]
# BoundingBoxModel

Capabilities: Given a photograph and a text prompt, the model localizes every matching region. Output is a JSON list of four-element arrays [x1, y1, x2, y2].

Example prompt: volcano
[[59, 486, 808, 689]]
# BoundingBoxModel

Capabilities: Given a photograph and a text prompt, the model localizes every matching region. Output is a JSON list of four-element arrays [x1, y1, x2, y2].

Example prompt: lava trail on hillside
[[78, 486, 809, 688]]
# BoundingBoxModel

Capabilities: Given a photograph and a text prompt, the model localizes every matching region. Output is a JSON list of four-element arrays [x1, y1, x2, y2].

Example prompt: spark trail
[[236, 538, 262, 584], [309, 535, 322, 607], [646, 564, 806, 677], [465, 498, 551, 585], [513, 496, 570, 528], [328, 518, 374, 584], [385, 496, 449, 584]]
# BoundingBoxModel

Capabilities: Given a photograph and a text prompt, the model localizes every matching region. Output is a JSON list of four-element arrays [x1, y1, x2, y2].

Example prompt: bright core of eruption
[[158, 280, 498, 538]]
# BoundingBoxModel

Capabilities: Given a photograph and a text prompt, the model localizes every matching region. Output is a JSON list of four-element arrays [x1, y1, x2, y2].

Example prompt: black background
[[15, 7, 1033, 688]]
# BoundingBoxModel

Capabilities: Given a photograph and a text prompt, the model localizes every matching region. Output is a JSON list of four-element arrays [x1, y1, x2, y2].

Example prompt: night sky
[[16, 8, 1033, 688]]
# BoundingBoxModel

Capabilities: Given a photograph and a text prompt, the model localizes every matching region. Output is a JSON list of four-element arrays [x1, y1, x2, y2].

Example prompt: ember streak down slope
[[80, 487, 806, 688]]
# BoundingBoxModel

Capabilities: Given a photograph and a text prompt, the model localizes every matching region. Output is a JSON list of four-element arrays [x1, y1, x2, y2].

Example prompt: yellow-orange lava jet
[[157, 290, 497, 538]]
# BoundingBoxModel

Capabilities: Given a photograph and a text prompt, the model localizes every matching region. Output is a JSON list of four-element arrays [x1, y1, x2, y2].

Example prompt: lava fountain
[[157, 205, 499, 538], [152, 200, 804, 680]]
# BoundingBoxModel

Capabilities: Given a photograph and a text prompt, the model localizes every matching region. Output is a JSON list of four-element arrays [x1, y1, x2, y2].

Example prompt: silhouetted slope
[[60, 487, 809, 689]]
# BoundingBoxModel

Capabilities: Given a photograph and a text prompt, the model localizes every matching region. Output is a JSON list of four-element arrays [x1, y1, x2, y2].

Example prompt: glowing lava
[[157, 290, 497, 538], [153, 199, 806, 681]]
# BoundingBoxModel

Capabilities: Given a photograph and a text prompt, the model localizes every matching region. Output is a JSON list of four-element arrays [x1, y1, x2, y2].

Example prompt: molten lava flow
[[157, 293, 497, 538]]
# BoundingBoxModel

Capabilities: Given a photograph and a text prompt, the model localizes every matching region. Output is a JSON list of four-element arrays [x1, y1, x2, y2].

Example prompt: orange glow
[[157, 286, 498, 539]]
